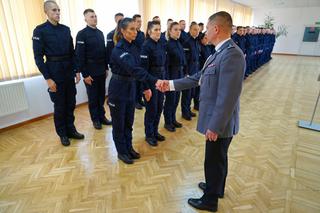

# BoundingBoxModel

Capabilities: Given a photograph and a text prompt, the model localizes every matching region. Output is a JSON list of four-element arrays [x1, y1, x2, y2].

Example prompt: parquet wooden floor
[[0, 55, 320, 212]]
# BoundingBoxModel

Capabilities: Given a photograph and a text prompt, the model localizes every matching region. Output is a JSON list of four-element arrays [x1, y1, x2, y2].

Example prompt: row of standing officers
[[32, 1, 274, 164]]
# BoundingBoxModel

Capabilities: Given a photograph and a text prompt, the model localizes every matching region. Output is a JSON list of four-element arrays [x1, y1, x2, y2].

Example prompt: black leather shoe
[[188, 198, 217, 212], [164, 124, 176, 132], [60, 136, 70, 146], [118, 154, 134, 164], [93, 121, 102, 130], [182, 115, 192, 121], [146, 137, 158, 146], [68, 130, 85, 139], [155, 133, 165, 141], [190, 112, 196, 117], [129, 149, 141, 159], [198, 182, 224, 198], [173, 121, 182, 128], [100, 117, 112, 125], [135, 103, 143, 110]]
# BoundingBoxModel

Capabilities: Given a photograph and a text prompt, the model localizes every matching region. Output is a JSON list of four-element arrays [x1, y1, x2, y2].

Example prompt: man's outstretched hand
[[155, 80, 170, 92]]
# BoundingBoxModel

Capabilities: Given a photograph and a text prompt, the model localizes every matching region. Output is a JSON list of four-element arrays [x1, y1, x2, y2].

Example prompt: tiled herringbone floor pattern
[[0, 55, 319, 213]]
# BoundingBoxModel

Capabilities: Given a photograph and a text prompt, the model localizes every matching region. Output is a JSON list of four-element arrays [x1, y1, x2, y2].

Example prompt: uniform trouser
[[108, 99, 135, 155], [182, 63, 199, 116], [164, 91, 180, 125], [144, 86, 164, 138], [48, 79, 76, 137], [201, 137, 233, 205], [85, 73, 106, 123], [193, 86, 200, 109], [181, 88, 192, 117], [135, 81, 143, 104]]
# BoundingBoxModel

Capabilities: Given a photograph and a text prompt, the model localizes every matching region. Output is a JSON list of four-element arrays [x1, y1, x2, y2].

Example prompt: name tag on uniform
[[32, 36, 40, 40], [77, 41, 84, 44], [107, 39, 113, 42], [140, 55, 148, 59]]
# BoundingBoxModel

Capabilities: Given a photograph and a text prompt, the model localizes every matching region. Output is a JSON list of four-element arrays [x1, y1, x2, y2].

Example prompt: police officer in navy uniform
[[108, 18, 162, 164], [32, 1, 84, 146], [181, 22, 200, 120], [163, 22, 185, 132], [106, 13, 124, 70], [140, 21, 167, 147], [179, 20, 188, 43], [132, 14, 146, 110], [75, 9, 112, 130]]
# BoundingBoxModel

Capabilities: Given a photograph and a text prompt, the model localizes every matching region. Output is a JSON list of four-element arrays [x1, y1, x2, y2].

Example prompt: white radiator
[[0, 81, 29, 117]]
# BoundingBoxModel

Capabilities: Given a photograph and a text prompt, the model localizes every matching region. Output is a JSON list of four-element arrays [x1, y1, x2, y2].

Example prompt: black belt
[[87, 58, 105, 64], [112, 73, 135, 81], [46, 55, 71, 62]]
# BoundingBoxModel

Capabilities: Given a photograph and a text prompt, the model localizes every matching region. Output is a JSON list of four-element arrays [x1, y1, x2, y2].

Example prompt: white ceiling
[[232, 0, 320, 8]]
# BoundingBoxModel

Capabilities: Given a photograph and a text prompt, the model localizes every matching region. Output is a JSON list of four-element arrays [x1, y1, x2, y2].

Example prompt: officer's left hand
[[143, 89, 152, 102], [75, 73, 81, 84], [205, 129, 218, 142]]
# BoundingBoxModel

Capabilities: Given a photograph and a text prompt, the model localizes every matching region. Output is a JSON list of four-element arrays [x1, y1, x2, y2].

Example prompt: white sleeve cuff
[[169, 80, 175, 91]]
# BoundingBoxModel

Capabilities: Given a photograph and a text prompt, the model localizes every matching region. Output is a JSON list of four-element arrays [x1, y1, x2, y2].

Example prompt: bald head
[[44, 0, 60, 24]]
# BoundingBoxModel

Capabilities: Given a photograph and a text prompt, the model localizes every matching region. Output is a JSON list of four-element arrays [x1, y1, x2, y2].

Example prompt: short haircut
[[179, 20, 185, 23], [167, 18, 173, 22], [44, 0, 57, 12], [208, 11, 233, 31], [83, 8, 94, 16], [115, 12, 124, 18], [152, 16, 160, 20], [198, 22, 204, 26], [132, 14, 141, 21], [189, 21, 198, 29], [237, 26, 242, 30]]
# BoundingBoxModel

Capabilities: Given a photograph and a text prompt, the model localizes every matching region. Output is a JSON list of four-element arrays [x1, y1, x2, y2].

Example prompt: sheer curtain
[[139, 0, 190, 31], [0, 0, 45, 81], [190, 0, 217, 24]]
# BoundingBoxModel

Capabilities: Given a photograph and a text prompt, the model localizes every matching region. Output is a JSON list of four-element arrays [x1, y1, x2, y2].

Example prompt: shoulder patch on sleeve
[[32, 36, 40, 40], [120, 52, 129, 58]]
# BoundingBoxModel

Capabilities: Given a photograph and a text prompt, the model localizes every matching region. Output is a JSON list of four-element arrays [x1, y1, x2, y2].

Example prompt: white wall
[[0, 76, 86, 129], [253, 7, 320, 56]]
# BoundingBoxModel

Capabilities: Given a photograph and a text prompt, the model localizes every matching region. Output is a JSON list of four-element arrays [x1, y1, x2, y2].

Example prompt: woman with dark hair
[[163, 22, 185, 132], [108, 18, 160, 164], [140, 21, 166, 147]]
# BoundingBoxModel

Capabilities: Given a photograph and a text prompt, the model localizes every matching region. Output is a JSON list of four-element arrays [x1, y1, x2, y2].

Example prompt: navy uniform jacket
[[199, 43, 212, 68], [140, 37, 166, 89], [133, 30, 145, 53], [75, 26, 107, 78], [182, 33, 200, 75], [166, 38, 186, 79], [32, 20, 76, 83], [109, 39, 158, 101], [179, 30, 188, 44], [106, 29, 115, 69]]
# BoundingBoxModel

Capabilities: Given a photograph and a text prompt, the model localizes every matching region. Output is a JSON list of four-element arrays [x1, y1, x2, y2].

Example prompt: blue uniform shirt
[[75, 26, 107, 78], [179, 30, 188, 44], [166, 37, 186, 79], [109, 38, 158, 101], [32, 20, 76, 82], [182, 33, 200, 75], [199, 43, 212, 68]]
